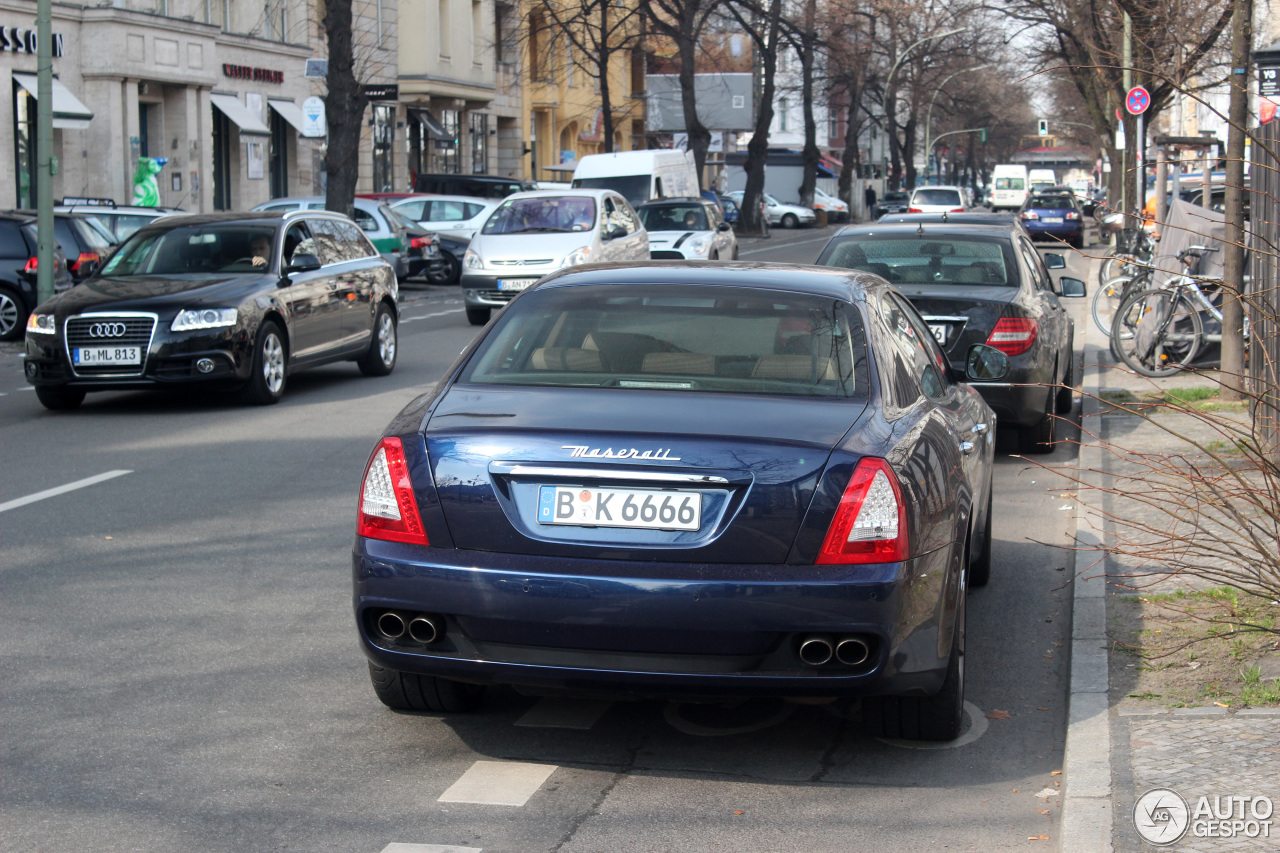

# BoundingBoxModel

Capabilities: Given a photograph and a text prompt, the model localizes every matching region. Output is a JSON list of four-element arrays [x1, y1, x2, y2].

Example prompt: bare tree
[[643, 0, 725, 184], [722, 0, 784, 232], [322, 0, 369, 217], [535, 0, 647, 152]]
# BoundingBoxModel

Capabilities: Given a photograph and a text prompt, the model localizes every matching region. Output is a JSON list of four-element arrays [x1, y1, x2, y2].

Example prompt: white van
[[571, 150, 699, 210], [989, 164, 1029, 211], [1028, 169, 1057, 192]]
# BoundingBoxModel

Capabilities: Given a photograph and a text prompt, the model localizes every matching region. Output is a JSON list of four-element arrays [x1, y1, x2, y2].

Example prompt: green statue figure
[[131, 157, 168, 207]]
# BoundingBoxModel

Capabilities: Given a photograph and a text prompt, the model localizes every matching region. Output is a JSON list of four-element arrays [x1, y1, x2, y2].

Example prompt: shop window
[[470, 113, 488, 174], [372, 104, 395, 192], [12, 84, 36, 208]]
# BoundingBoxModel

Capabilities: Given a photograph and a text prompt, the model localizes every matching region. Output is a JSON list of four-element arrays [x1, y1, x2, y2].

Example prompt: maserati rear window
[[460, 284, 868, 398]]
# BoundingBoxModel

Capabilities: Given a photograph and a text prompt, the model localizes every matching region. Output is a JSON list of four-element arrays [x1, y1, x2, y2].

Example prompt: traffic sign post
[[1126, 87, 1150, 217]]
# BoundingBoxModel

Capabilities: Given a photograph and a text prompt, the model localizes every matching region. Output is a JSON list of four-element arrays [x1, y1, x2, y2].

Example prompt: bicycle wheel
[[1092, 275, 1136, 336], [1110, 288, 1205, 377]]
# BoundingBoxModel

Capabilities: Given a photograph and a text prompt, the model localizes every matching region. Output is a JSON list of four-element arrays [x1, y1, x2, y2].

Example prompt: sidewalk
[[1059, 255, 1280, 852]]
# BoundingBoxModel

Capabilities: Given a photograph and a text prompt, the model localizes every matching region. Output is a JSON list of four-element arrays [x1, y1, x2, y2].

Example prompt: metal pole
[[1156, 145, 1168, 224], [36, 0, 54, 306], [1135, 112, 1144, 221], [1122, 12, 1132, 214]]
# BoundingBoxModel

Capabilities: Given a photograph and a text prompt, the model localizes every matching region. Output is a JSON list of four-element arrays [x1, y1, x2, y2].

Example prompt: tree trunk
[[741, 0, 782, 233], [323, 0, 368, 217], [598, 2, 616, 153], [1220, 0, 1251, 400], [797, 0, 818, 208], [902, 116, 918, 190], [677, 16, 710, 188]]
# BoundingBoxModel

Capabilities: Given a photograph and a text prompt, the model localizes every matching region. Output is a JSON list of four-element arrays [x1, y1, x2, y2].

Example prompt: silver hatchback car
[[460, 189, 650, 326]]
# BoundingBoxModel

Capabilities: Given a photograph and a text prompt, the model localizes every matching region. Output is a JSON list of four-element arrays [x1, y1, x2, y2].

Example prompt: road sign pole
[[1135, 112, 1144, 217]]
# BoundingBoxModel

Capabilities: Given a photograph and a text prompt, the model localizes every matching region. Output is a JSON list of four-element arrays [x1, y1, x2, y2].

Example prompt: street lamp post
[[880, 27, 966, 191], [923, 63, 992, 184]]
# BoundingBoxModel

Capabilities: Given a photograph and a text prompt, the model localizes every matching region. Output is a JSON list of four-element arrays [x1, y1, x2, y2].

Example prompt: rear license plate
[[1043, 217, 1063, 224], [73, 346, 141, 365], [537, 485, 701, 531], [498, 278, 538, 291], [928, 324, 948, 344]]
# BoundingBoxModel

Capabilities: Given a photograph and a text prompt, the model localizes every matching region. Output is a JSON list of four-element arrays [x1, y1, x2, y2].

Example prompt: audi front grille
[[64, 314, 158, 377]]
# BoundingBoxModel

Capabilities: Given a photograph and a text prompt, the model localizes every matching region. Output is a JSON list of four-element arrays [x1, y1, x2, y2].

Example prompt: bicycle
[[1110, 246, 1228, 377], [1092, 263, 1155, 337], [1097, 226, 1156, 286]]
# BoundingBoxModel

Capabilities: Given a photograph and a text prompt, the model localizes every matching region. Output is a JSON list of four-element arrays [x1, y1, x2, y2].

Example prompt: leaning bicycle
[[1110, 247, 1224, 377]]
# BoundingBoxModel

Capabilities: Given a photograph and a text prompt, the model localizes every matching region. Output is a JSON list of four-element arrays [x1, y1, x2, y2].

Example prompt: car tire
[[970, 487, 993, 588], [426, 251, 459, 285], [1055, 355, 1075, 414], [863, 548, 966, 741], [358, 303, 397, 377], [368, 663, 486, 713], [0, 285, 25, 341], [241, 320, 287, 406], [466, 307, 490, 327], [1018, 409, 1056, 454], [781, 213, 799, 229], [35, 385, 85, 411]]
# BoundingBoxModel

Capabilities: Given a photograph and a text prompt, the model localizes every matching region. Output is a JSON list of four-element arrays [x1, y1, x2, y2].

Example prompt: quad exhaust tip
[[408, 614, 444, 644], [376, 611, 407, 640], [799, 634, 873, 667]]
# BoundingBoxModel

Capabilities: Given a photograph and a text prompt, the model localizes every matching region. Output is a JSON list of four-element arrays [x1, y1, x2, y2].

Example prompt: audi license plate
[[498, 278, 538, 291], [927, 324, 948, 344], [73, 346, 141, 365], [537, 485, 701, 531]]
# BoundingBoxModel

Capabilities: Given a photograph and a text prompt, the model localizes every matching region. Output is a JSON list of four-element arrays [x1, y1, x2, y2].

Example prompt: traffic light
[[1038, 119, 1049, 136]]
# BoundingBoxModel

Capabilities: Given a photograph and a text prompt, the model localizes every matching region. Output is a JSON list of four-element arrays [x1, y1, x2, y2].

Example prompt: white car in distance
[[636, 197, 738, 261]]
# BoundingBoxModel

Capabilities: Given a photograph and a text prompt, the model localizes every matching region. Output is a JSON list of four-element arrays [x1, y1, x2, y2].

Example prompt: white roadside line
[[400, 308, 465, 324], [0, 470, 133, 514], [437, 760, 557, 806], [738, 234, 834, 257]]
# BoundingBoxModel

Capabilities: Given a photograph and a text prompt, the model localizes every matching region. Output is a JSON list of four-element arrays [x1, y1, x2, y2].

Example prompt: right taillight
[[908, 207, 923, 213], [357, 437, 429, 545], [817, 458, 908, 565], [986, 317, 1038, 356]]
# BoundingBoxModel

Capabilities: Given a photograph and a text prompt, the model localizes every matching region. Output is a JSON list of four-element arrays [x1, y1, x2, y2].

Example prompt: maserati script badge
[[562, 446, 681, 461]]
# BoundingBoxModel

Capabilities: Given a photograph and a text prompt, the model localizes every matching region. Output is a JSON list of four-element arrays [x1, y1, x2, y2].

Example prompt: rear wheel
[[466, 307, 491, 326], [35, 386, 85, 411], [0, 285, 24, 341], [358, 303, 397, 376], [781, 213, 800, 229], [1018, 410, 1056, 454], [368, 663, 486, 713], [241, 320, 287, 405], [1111, 289, 1204, 377], [969, 488, 993, 588], [425, 251, 460, 285], [1055, 356, 1075, 414], [1092, 275, 1135, 336], [863, 552, 966, 741]]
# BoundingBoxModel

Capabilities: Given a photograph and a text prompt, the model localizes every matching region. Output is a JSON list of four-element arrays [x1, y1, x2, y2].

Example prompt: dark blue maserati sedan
[[353, 262, 1008, 741]]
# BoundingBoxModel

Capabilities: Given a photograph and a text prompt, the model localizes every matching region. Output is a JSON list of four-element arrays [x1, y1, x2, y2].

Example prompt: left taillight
[[987, 317, 1038, 356], [410, 236, 433, 250], [357, 436, 429, 545], [816, 457, 909, 565]]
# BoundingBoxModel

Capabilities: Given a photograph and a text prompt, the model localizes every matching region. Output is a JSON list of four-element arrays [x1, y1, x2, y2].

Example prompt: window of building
[[372, 104, 395, 192], [212, 109, 232, 210], [472, 0, 483, 65], [779, 98, 789, 132], [439, 0, 452, 59], [12, 84, 36, 208], [470, 113, 488, 174], [269, 110, 289, 198], [431, 109, 460, 173]]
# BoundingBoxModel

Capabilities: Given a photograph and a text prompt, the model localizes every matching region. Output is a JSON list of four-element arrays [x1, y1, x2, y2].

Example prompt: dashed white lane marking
[[400, 308, 465, 323], [738, 234, 834, 256], [381, 844, 482, 853], [0, 469, 133, 514], [515, 697, 610, 730], [437, 760, 557, 806]]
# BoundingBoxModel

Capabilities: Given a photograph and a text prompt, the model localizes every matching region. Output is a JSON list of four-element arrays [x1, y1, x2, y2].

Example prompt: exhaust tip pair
[[375, 611, 445, 645], [798, 634, 872, 667]]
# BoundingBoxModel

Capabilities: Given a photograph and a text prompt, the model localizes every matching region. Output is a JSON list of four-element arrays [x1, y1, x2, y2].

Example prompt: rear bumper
[[967, 380, 1052, 428], [353, 539, 955, 699]]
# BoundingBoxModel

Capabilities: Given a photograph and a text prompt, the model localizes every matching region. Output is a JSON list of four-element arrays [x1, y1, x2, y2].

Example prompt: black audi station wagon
[[23, 211, 399, 410]]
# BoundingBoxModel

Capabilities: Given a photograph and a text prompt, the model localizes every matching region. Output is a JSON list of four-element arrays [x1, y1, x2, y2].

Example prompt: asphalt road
[[0, 224, 1094, 853]]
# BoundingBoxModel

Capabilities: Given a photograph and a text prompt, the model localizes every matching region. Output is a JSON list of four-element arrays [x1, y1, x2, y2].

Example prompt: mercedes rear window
[[819, 235, 1016, 287], [460, 284, 868, 398], [912, 189, 963, 206]]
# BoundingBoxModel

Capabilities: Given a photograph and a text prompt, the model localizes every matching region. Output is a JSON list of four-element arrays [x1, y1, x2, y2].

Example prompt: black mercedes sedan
[[815, 220, 1086, 453], [23, 211, 399, 410], [353, 262, 1010, 741]]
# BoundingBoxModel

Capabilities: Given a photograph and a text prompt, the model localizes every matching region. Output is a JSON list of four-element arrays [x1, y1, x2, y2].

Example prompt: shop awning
[[268, 99, 308, 135], [210, 93, 270, 137], [408, 108, 451, 141], [11, 73, 93, 129]]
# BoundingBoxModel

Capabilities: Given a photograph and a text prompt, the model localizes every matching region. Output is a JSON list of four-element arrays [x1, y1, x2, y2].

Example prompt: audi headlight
[[563, 247, 592, 267], [687, 237, 710, 256], [26, 314, 56, 335], [171, 308, 238, 332], [463, 249, 484, 269]]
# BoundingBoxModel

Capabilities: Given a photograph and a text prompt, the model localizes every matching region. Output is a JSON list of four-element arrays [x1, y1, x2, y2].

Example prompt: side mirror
[[1043, 253, 1066, 270], [1058, 276, 1087, 298], [606, 224, 627, 240], [965, 344, 1010, 382], [286, 253, 322, 273], [717, 222, 731, 232]]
